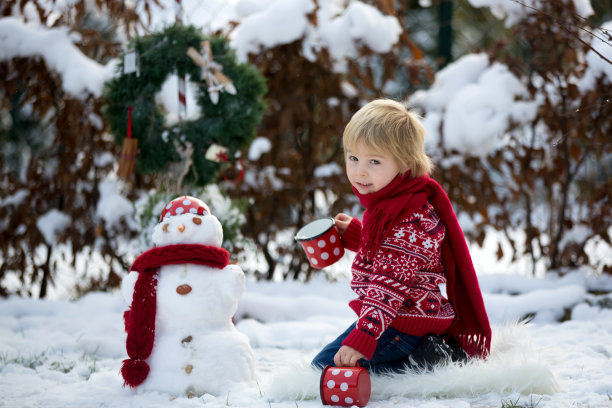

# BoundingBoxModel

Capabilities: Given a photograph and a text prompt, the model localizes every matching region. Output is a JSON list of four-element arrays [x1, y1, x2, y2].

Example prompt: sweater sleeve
[[341, 222, 430, 359], [341, 217, 362, 252]]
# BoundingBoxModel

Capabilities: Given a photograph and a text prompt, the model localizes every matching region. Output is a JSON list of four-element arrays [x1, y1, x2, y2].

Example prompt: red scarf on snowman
[[121, 243, 229, 388], [355, 172, 491, 358]]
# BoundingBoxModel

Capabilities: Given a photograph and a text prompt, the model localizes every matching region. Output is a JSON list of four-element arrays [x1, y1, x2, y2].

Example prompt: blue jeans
[[311, 322, 422, 374]]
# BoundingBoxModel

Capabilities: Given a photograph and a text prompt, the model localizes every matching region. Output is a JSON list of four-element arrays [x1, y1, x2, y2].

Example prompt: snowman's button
[[181, 335, 193, 344], [186, 386, 196, 398], [185, 364, 193, 374], [176, 284, 192, 295]]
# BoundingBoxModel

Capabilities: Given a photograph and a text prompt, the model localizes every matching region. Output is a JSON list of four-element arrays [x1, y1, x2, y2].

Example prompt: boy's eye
[[370, 159, 380, 165], [348, 155, 358, 161]]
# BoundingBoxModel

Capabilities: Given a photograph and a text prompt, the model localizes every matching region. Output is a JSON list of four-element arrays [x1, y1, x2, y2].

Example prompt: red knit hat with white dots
[[159, 196, 211, 222]]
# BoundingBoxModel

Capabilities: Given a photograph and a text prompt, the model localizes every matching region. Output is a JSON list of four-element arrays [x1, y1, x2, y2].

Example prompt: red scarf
[[354, 173, 492, 358], [121, 243, 229, 388]]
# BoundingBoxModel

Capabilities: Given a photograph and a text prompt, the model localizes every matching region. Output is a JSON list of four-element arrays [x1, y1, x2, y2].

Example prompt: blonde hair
[[343, 99, 433, 177]]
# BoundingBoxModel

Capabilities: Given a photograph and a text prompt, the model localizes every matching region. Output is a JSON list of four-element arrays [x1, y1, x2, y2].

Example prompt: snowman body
[[122, 198, 255, 396]]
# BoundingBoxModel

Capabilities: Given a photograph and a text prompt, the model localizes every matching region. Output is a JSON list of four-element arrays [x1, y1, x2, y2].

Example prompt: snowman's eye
[[162, 223, 169, 232], [192, 217, 202, 225]]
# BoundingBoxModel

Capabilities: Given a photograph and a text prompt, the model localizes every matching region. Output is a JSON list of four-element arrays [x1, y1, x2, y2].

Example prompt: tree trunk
[[438, 0, 454, 68]]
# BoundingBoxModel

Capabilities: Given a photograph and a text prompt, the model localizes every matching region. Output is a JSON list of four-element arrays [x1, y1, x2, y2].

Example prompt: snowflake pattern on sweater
[[341, 203, 456, 359]]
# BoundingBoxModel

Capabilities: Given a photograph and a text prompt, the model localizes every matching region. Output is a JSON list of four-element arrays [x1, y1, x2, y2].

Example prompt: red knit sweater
[[340, 203, 456, 360]]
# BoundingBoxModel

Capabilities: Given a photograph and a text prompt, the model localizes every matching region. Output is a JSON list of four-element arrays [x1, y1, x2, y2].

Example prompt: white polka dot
[[311, 258, 318, 265], [330, 235, 336, 243], [330, 395, 339, 402], [331, 369, 340, 375], [333, 248, 341, 256], [182, 199, 191, 205], [344, 371, 353, 378], [326, 380, 335, 389], [340, 382, 348, 391], [176, 207, 184, 214], [321, 252, 329, 260], [345, 397, 353, 404], [318, 240, 326, 248], [189, 208, 197, 214], [166, 203, 173, 209], [307, 247, 315, 254]]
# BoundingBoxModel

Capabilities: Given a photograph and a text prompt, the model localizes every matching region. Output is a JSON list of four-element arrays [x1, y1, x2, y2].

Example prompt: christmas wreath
[[102, 24, 267, 186]]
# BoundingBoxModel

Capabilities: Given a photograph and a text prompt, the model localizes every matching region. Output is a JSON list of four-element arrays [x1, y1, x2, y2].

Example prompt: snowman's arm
[[224, 264, 245, 298], [121, 271, 139, 305]]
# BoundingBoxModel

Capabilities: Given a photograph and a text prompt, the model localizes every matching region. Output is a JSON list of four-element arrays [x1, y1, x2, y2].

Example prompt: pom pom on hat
[[159, 196, 211, 223]]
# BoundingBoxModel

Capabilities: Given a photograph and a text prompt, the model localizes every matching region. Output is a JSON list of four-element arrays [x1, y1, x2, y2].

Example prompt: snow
[[247, 136, 272, 161], [36, 209, 71, 245], [410, 54, 538, 157], [2, 272, 612, 407], [578, 21, 612, 92], [0, 17, 116, 98], [231, 0, 401, 72], [313, 162, 343, 178], [96, 180, 134, 229], [466, 0, 594, 27], [232, 0, 315, 61], [0, 189, 29, 208]]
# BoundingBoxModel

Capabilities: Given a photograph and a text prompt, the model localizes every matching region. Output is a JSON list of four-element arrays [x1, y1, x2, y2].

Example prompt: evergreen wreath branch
[[102, 24, 267, 186]]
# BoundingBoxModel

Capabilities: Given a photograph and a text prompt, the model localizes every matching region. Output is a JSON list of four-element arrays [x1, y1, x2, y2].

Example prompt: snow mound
[[262, 322, 558, 401]]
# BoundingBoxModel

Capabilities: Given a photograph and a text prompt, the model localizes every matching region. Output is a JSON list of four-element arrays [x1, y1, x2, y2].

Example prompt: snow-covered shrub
[[411, 1, 612, 275]]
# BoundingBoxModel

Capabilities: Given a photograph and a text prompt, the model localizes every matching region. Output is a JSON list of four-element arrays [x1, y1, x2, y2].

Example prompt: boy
[[311, 99, 491, 373]]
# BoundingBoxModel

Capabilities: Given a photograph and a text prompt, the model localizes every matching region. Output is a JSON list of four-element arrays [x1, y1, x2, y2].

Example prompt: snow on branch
[[0, 17, 116, 98]]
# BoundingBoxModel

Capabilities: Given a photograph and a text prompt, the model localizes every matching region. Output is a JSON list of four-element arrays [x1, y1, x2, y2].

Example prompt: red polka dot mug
[[320, 365, 371, 407], [295, 218, 344, 269]]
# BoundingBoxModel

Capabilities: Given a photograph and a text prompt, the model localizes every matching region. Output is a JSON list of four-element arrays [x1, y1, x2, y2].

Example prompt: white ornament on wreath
[[187, 41, 237, 104]]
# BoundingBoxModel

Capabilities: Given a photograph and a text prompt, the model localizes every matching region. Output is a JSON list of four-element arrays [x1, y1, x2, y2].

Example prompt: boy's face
[[345, 141, 401, 194]]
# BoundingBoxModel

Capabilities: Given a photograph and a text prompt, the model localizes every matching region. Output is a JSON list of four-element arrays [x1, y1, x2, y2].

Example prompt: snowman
[[120, 196, 255, 397]]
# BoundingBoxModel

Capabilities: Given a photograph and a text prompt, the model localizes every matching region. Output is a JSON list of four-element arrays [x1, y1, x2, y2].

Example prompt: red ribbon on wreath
[[205, 144, 244, 184]]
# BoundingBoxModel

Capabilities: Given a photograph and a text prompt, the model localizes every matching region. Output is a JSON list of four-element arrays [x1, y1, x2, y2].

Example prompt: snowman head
[[152, 196, 223, 247]]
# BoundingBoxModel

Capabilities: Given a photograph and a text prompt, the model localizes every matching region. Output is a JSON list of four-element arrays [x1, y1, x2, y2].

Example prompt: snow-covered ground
[[1, 270, 611, 408]]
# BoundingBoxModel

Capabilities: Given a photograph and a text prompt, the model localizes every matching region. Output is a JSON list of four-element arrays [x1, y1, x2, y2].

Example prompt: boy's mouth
[[355, 181, 372, 189]]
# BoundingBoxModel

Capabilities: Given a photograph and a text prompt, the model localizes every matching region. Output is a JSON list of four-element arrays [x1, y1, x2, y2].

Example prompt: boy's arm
[[341, 224, 431, 359], [340, 217, 362, 252]]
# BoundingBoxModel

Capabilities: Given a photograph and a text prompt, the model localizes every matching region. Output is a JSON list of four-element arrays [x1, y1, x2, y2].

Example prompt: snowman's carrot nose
[[178, 224, 185, 232]]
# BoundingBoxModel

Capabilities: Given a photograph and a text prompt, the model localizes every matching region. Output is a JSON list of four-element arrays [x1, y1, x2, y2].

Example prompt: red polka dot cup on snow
[[320, 365, 371, 407], [295, 218, 344, 269]]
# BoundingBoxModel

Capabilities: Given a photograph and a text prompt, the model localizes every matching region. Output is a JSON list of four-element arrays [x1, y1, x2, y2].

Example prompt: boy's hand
[[334, 213, 352, 235], [334, 345, 366, 367]]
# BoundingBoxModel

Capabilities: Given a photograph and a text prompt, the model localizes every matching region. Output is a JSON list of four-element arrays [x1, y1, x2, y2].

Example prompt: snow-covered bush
[[0, 0, 160, 297], [410, 1, 612, 275]]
